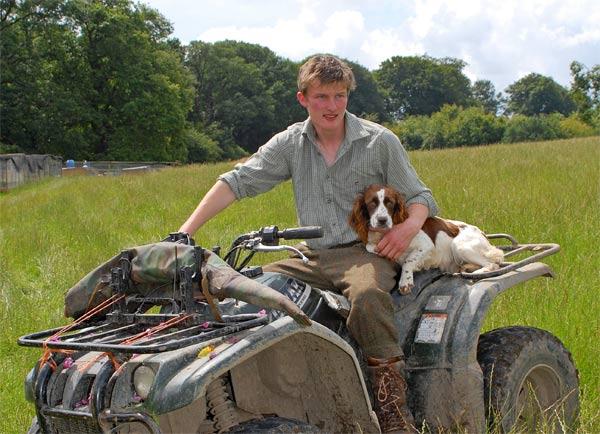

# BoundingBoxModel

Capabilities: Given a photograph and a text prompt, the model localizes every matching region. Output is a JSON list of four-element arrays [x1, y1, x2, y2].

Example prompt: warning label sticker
[[425, 295, 451, 311], [414, 313, 447, 344]]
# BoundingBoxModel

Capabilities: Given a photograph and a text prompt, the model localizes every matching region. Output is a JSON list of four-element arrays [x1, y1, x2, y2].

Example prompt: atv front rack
[[459, 234, 560, 280], [18, 313, 268, 354]]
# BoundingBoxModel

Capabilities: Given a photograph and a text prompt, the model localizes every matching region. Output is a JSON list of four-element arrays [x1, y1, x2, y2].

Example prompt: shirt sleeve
[[380, 129, 439, 216], [218, 132, 292, 199]]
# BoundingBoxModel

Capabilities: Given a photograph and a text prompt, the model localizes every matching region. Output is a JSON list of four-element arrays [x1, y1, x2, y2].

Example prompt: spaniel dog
[[349, 184, 504, 294]]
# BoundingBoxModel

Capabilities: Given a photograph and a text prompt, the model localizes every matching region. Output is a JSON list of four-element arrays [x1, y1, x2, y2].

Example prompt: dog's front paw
[[366, 243, 377, 254], [398, 283, 414, 295]]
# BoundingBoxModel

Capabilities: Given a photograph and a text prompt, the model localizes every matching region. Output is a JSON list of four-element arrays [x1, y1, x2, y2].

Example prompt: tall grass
[[1, 137, 598, 433]]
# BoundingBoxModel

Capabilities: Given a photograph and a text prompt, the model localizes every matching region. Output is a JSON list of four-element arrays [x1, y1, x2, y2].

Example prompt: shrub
[[389, 105, 505, 150], [559, 115, 596, 138], [0, 142, 22, 154], [502, 114, 565, 143], [389, 108, 596, 150], [202, 123, 247, 161], [386, 116, 428, 150], [451, 107, 505, 146], [183, 128, 224, 163], [592, 110, 600, 132]]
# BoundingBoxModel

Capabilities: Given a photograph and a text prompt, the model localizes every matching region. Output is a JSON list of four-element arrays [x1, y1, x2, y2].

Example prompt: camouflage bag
[[64, 242, 310, 326]]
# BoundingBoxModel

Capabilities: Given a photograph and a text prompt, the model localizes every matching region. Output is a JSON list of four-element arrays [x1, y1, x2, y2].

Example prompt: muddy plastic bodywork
[[395, 263, 554, 431], [24, 315, 379, 433], [143, 317, 378, 433], [20, 229, 559, 433]]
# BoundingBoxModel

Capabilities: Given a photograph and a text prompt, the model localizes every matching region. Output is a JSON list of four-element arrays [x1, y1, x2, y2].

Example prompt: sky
[[141, 0, 599, 93]]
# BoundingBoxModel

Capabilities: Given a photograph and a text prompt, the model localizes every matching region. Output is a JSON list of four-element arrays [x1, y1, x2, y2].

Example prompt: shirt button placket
[[324, 170, 334, 204], [324, 170, 338, 238]]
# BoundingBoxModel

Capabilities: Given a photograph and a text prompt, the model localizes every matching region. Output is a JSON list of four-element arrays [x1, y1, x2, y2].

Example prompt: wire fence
[[1, 155, 178, 191], [62, 160, 177, 176], [0, 154, 62, 192]]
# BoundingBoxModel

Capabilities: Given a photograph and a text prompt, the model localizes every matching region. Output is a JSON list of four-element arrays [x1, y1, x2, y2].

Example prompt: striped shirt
[[219, 111, 438, 249]]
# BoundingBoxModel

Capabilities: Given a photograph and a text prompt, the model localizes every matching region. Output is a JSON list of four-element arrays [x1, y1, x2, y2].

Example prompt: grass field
[[1, 136, 598, 433]]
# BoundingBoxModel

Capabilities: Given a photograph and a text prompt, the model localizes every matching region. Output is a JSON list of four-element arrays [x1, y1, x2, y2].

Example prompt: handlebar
[[276, 226, 323, 240], [234, 225, 323, 246], [225, 225, 323, 269], [164, 226, 323, 270]]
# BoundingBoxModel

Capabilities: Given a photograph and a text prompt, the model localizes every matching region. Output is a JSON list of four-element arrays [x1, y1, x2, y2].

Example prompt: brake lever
[[250, 242, 309, 264]]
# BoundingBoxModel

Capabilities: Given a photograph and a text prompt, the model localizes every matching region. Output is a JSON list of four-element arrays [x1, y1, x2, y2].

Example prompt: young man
[[178, 54, 437, 433]]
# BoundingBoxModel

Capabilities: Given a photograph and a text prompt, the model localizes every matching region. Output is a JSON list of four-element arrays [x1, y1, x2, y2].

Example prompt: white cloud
[[360, 29, 424, 69], [198, 4, 367, 61], [353, 0, 600, 89], [146, 0, 600, 91]]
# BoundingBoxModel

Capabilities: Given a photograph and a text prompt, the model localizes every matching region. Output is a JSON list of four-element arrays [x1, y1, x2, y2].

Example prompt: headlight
[[132, 365, 156, 400], [24, 368, 37, 403]]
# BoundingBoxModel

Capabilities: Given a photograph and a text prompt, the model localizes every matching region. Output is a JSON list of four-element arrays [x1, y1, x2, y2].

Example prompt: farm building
[[0, 154, 62, 192]]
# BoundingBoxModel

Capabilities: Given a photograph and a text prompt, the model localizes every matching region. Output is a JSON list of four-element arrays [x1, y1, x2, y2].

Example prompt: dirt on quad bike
[[19, 228, 579, 433]]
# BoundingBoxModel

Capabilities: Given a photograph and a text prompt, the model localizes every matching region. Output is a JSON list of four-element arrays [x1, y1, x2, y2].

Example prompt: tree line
[[1, 0, 599, 162]]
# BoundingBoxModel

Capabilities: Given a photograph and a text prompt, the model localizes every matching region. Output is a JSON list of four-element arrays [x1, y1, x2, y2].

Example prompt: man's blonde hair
[[297, 54, 356, 94]]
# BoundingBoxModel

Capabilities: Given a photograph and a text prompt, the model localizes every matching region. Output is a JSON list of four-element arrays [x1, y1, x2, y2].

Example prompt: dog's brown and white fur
[[349, 184, 504, 294]]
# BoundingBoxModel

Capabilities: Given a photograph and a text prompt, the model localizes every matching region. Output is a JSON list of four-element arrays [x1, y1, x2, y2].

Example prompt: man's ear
[[296, 91, 307, 108]]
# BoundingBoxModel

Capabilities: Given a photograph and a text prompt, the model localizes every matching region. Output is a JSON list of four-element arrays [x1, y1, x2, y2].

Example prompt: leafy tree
[[1, 0, 194, 161], [471, 79, 503, 115], [0, 0, 83, 155], [569, 61, 600, 124], [65, 0, 194, 160], [186, 40, 304, 155], [227, 41, 305, 134], [342, 60, 388, 122], [505, 73, 575, 116], [502, 114, 566, 143], [374, 55, 472, 119]]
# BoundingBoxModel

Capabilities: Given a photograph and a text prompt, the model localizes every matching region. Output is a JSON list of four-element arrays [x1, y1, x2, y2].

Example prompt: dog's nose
[[377, 217, 388, 225]]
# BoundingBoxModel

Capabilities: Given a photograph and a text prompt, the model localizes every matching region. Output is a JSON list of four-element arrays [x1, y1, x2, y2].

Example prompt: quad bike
[[19, 226, 579, 433]]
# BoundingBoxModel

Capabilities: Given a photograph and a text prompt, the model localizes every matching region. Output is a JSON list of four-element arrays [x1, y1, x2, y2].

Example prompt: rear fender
[[394, 262, 554, 367], [393, 262, 553, 432], [450, 262, 554, 365]]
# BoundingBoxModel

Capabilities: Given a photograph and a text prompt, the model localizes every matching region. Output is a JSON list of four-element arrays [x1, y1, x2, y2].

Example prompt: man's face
[[297, 80, 348, 135]]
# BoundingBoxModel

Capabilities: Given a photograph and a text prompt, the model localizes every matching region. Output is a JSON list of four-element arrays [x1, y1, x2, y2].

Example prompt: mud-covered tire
[[477, 326, 579, 433], [224, 416, 321, 433], [26, 417, 41, 434]]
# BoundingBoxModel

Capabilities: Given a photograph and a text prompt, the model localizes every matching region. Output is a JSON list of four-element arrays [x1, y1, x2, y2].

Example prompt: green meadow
[[1, 136, 598, 433]]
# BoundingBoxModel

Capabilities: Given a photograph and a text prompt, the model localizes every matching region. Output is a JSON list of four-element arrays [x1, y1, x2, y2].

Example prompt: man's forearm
[[178, 180, 237, 236], [402, 203, 430, 236], [376, 203, 430, 260]]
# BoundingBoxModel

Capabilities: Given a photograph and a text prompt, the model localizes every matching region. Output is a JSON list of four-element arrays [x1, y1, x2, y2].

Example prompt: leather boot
[[367, 355, 417, 434]]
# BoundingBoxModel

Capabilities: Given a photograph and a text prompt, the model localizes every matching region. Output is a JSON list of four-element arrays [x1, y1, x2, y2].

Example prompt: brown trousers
[[263, 243, 402, 358]]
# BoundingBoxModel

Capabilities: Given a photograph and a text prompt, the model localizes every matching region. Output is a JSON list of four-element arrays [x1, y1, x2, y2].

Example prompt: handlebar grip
[[278, 226, 323, 240]]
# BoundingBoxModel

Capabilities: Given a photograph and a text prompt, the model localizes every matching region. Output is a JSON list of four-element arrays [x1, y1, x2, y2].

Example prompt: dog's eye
[[384, 198, 394, 209], [367, 199, 378, 212]]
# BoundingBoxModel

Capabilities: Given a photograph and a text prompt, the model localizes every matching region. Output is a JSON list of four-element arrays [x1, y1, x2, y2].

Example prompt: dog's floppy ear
[[349, 193, 370, 243], [390, 188, 409, 225]]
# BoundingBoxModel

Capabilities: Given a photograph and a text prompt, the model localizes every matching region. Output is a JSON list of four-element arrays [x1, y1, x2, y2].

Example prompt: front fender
[[132, 317, 372, 423]]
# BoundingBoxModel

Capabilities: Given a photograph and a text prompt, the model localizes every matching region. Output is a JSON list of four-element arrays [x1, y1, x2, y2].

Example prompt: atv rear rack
[[459, 234, 560, 280], [17, 313, 268, 354]]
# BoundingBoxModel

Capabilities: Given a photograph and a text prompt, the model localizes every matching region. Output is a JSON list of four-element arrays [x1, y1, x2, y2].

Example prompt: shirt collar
[[301, 111, 370, 145]]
